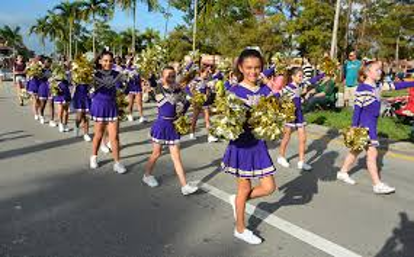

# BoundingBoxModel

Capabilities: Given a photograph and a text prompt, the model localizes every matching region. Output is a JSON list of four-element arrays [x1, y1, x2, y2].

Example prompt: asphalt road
[[1, 82, 414, 257]]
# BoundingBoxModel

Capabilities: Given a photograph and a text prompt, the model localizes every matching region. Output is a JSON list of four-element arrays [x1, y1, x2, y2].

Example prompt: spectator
[[343, 51, 362, 107], [304, 74, 337, 112], [302, 57, 313, 80]]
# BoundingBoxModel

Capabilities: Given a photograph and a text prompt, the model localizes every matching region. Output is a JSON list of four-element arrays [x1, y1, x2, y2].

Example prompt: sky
[[0, 0, 186, 55]]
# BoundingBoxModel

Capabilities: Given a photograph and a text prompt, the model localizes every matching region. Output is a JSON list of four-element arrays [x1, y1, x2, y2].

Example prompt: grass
[[305, 108, 414, 142]]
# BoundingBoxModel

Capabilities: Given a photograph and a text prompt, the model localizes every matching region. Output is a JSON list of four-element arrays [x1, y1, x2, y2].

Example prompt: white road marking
[[198, 182, 363, 257]]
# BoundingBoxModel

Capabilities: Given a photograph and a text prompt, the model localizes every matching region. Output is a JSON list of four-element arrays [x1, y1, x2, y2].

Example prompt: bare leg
[[297, 127, 307, 162], [169, 144, 187, 186], [279, 126, 292, 157], [92, 122, 105, 156], [144, 143, 163, 176], [366, 146, 381, 185], [136, 93, 144, 117], [191, 107, 201, 134], [107, 121, 120, 162]]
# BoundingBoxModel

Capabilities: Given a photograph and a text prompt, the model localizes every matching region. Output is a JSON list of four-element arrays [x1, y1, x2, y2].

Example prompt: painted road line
[[198, 182, 363, 257]]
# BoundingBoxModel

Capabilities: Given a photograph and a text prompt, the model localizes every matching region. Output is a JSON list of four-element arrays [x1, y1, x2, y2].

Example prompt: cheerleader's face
[[239, 57, 262, 85], [292, 71, 304, 84], [162, 69, 176, 86], [367, 62, 382, 82], [100, 54, 114, 71]]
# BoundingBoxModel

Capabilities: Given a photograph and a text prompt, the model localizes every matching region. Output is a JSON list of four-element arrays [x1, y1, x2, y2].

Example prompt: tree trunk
[[69, 20, 73, 61], [93, 12, 96, 58], [395, 32, 400, 63], [330, 0, 341, 58], [342, 0, 353, 63], [192, 0, 198, 53], [132, 2, 136, 55]]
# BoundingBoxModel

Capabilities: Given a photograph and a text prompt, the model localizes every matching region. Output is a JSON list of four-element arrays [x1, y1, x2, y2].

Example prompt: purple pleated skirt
[[90, 97, 118, 122], [150, 118, 180, 145]]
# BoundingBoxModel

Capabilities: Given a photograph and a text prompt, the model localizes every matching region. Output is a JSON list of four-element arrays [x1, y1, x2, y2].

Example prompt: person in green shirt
[[304, 75, 337, 112]]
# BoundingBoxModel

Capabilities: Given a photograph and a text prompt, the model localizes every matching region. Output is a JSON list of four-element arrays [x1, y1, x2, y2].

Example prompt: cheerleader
[[53, 78, 71, 133], [72, 81, 92, 141], [38, 58, 56, 126], [186, 63, 219, 142], [223, 49, 277, 245], [143, 66, 198, 195], [26, 60, 40, 120], [89, 50, 127, 174], [276, 67, 325, 171], [125, 58, 146, 123], [337, 61, 414, 194]]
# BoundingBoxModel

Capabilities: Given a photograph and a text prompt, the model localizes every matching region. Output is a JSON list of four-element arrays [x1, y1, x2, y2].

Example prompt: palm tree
[[53, 1, 83, 60], [0, 25, 24, 56], [29, 17, 49, 54], [80, 0, 114, 57], [45, 10, 69, 57], [114, 0, 159, 54]]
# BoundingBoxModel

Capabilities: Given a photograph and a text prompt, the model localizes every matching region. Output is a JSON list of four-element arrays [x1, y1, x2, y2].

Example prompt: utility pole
[[330, 0, 341, 58], [192, 0, 198, 53]]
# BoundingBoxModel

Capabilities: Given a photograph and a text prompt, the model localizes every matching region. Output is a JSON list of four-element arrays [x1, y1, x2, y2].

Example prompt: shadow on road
[[375, 212, 414, 257], [248, 151, 339, 232]]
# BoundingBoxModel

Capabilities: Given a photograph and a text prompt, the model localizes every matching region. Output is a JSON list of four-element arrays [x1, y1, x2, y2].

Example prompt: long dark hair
[[95, 50, 114, 70], [286, 66, 303, 84], [235, 49, 264, 82]]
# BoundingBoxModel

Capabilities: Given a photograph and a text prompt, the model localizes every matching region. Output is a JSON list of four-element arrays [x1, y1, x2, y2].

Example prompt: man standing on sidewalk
[[343, 51, 361, 107]]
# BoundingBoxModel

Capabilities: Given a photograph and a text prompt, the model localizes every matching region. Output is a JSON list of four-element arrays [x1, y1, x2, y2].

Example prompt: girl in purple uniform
[[89, 51, 127, 174], [276, 67, 324, 171], [337, 61, 414, 194], [223, 49, 277, 245], [53, 78, 71, 133], [26, 59, 41, 121], [72, 81, 92, 141], [38, 58, 56, 126], [186, 63, 219, 143], [143, 66, 198, 196], [125, 58, 146, 123]]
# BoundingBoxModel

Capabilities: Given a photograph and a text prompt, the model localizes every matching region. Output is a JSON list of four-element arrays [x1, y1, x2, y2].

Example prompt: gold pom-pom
[[209, 93, 247, 140], [320, 56, 338, 76], [174, 115, 191, 135], [342, 127, 370, 151], [72, 55, 94, 85], [116, 90, 129, 121], [49, 64, 67, 97], [271, 52, 288, 74], [190, 89, 207, 109], [26, 62, 43, 78], [279, 96, 296, 123], [248, 96, 285, 141]]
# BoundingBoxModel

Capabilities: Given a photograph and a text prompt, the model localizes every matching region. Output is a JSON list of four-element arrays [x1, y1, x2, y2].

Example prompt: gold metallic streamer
[[342, 127, 370, 151], [174, 115, 191, 135], [26, 62, 43, 78], [71, 55, 94, 85], [116, 90, 129, 121]]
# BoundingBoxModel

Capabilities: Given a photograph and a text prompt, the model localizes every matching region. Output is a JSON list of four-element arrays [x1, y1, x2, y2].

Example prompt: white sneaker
[[138, 116, 147, 123], [34, 115, 39, 121], [74, 126, 80, 137], [100, 144, 110, 154], [142, 175, 159, 187], [39, 116, 45, 124], [208, 135, 219, 143], [189, 133, 197, 140], [234, 229, 263, 245], [49, 120, 57, 127], [373, 182, 395, 194], [336, 172, 356, 185], [113, 162, 127, 174], [181, 183, 199, 196], [229, 194, 236, 220], [63, 125, 70, 132], [58, 123, 65, 133], [277, 156, 290, 168], [90, 155, 98, 169], [83, 134, 92, 142], [298, 161, 312, 171], [127, 114, 134, 122]]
